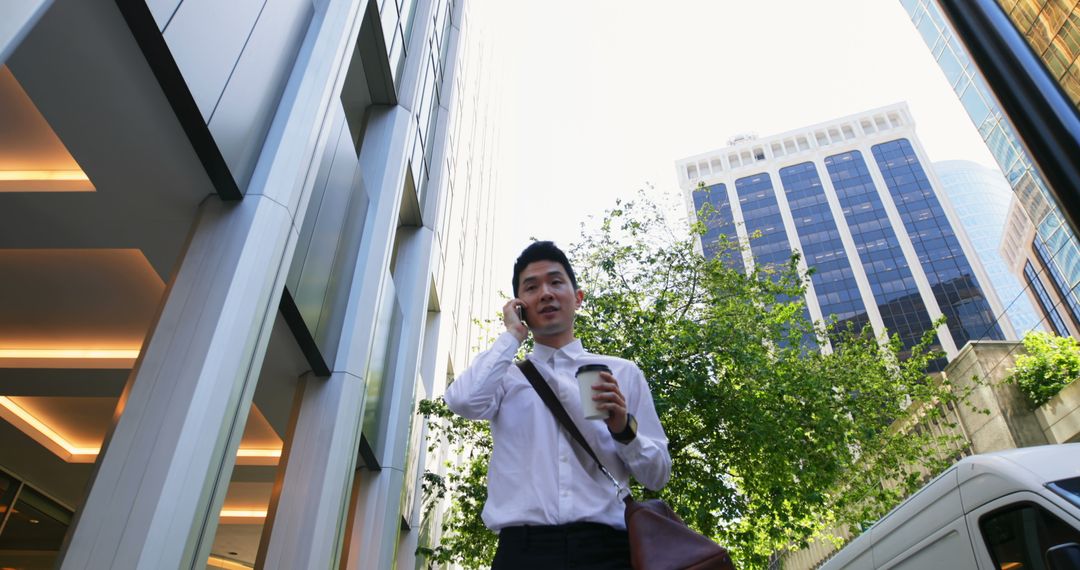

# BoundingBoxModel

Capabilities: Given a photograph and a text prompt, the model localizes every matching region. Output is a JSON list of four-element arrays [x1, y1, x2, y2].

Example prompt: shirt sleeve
[[615, 365, 671, 492], [443, 331, 521, 420]]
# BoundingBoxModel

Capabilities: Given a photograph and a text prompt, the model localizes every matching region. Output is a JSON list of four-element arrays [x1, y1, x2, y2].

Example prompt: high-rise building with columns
[[0, 0, 499, 568], [676, 103, 1012, 367]]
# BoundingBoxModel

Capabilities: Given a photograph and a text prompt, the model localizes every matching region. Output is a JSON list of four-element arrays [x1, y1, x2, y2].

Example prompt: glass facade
[[1034, 237, 1080, 326], [735, 173, 797, 271], [905, 0, 1080, 338], [381, 0, 422, 82], [871, 139, 1005, 345], [0, 470, 72, 568], [410, 0, 456, 202], [779, 162, 870, 335], [1025, 260, 1072, 335], [734, 172, 815, 345], [934, 161, 1043, 335], [824, 150, 939, 357], [996, 0, 1080, 107], [692, 183, 743, 271]]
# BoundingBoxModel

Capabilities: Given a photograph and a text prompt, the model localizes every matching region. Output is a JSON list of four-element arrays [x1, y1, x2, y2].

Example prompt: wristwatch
[[612, 413, 637, 444]]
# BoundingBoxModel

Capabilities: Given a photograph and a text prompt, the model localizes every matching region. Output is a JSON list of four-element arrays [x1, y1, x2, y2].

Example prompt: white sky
[[471, 0, 1000, 297]]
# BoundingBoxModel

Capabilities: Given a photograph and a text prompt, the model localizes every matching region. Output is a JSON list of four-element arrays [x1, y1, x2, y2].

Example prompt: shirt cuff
[[614, 430, 645, 460], [494, 330, 523, 357]]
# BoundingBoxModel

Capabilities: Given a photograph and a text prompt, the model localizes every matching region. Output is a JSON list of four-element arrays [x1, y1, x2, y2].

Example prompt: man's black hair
[[512, 241, 578, 297]]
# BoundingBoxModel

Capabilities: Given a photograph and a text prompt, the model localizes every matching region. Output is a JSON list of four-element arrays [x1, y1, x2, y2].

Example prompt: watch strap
[[613, 413, 637, 444]]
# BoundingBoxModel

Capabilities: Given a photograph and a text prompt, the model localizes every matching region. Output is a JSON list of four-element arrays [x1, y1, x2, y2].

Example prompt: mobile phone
[[516, 303, 526, 325]]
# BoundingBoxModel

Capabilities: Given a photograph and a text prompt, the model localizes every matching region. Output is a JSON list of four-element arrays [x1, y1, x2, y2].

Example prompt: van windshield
[[1047, 477, 1080, 510]]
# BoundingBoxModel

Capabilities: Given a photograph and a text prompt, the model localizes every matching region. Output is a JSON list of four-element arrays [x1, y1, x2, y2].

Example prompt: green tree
[[1010, 331, 1080, 407], [419, 194, 964, 569]]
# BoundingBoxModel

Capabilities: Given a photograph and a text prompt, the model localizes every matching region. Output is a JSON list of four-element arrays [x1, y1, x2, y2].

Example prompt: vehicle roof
[[820, 444, 1080, 569], [963, 443, 1080, 484]]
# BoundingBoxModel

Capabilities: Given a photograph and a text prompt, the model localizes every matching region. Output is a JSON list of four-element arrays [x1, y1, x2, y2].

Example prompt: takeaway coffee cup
[[575, 364, 612, 420]]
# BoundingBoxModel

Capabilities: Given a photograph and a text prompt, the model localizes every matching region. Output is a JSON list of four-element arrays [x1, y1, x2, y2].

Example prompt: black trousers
[[491, 521, 631, 570]]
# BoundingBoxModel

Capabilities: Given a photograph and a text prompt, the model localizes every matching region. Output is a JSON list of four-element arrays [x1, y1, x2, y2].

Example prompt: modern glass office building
[[1001, 195, 1080, 336], [903, 0, 1080, 338], [933, 160, 1044, 335], [0, 0, 499, 568], [993, 0, 1080, 106], [677, 104, 1012, 365]]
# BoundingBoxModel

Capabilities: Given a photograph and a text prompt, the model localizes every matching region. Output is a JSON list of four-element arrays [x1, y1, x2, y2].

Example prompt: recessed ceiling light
[[0, 348, 141, 359], [0, 170, 94, 192], [219, 509, 267, 518], [0, 170, 89, 181], [0, 397, 280, 465]]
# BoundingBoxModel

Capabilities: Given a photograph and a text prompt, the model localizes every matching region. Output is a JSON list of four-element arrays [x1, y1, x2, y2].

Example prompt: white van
[[821, 444, 1080, 570]]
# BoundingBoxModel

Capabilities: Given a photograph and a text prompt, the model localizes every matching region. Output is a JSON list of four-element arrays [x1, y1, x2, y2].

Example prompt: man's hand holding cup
[[576, 365, 629, 434]]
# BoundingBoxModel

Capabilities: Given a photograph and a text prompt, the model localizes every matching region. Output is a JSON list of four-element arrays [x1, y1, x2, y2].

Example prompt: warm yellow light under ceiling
[[207, 555, 255, 569], [0, 397, 283, 465], [0, 66, 93, 192], [0, 396, 101, 462], [0, 348, 140, 369], [0, 249, 165, 364], [219, 509, 268, 518]]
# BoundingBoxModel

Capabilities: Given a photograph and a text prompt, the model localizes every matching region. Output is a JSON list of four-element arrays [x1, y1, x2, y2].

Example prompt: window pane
[[981, 503, 1080, 570], [0, 484, 73, 569]]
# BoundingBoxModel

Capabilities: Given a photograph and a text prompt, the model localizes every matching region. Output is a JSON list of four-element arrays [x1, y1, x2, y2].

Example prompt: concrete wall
[[1036, 379, 1080, 444]]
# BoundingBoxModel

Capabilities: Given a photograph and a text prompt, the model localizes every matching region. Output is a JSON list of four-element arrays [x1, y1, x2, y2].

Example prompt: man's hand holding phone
[[503, 299, 529, 343]]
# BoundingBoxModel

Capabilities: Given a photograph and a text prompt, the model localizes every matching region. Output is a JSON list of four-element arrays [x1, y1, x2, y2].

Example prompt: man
[[444, 241, 671, 569]]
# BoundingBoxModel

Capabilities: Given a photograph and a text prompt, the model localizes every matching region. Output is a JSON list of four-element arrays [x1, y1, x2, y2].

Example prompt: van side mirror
[[1045, 542, 1080, 569]]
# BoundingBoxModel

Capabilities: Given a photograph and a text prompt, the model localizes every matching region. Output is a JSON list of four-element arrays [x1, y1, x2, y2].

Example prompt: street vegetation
[[1009, 331, 1080, 407]]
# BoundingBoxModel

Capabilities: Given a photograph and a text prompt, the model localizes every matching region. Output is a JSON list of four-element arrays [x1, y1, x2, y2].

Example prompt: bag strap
[[516, 360, 626, 496]]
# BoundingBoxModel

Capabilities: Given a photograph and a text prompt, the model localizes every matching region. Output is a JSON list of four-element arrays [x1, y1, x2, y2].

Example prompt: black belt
[[499, 521, 626, 539]]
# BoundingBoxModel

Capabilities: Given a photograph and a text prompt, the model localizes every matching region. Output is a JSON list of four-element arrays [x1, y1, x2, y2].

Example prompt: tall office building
[[903, 0, 1080, 337], [1001, 195, 1080, 337], [933, 160, 1044, 335], [676, 103, 1012, 367], [0, 0, 499, 569]]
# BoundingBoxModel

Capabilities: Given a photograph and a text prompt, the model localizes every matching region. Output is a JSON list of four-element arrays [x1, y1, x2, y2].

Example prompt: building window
[[825, 149, 940, 364], [780, 162, 869, 344], [1024, 261, 1070, 336], [871, 138, 1005, 346], [693, 184, 743, 272]]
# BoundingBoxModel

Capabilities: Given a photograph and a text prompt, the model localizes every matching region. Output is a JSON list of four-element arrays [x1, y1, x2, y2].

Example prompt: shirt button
[[561, 455, 567, 463]]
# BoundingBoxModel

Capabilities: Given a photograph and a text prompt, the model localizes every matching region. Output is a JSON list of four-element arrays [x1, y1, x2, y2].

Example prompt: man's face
[[517, 260, 583, 338]]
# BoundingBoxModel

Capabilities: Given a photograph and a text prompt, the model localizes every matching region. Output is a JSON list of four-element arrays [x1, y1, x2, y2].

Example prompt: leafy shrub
[[1010, 331, 1080, 407]]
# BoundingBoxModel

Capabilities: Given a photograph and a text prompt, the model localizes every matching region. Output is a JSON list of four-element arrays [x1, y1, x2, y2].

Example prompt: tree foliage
[[419, 194, 966, 569], [1010, 331, 1080, 407]]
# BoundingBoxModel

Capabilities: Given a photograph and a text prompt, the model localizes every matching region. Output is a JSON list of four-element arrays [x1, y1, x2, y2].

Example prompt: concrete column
[[344, 226, 436, 570], [258, 104, 416, 569], [59, 194, 296, 570]]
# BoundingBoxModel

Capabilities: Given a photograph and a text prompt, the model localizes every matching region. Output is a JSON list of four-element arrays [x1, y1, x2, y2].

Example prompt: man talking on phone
[[443, 241, 671, 569]]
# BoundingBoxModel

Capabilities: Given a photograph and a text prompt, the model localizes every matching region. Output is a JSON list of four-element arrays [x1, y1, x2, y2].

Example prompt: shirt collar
[[531, 338, 586, 364]]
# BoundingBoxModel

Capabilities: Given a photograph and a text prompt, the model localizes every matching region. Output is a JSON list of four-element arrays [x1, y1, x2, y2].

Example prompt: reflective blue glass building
[[677, 104, 1013, 365], [933, 160, 1044, 335], [903, 0, 1080, 339]]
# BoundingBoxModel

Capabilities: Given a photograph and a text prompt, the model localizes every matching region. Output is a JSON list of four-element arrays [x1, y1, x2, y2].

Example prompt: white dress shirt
[[443, 331, 671, 531]]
